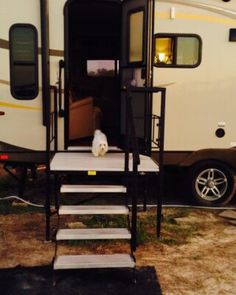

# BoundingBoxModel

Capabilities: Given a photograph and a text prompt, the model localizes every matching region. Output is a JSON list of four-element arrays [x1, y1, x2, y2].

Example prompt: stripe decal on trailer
[[0, 38, 64, 56], [0, 79, 10, 85], [160, 0, 236, 20], [0, 39, 9, 49], [156, 12, 236, 26], [0, 101, 41, 111]]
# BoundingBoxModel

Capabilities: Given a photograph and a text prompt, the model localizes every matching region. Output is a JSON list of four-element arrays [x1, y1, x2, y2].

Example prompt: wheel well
[[188, 159, 234, 172], [179, 149, 236, 173]]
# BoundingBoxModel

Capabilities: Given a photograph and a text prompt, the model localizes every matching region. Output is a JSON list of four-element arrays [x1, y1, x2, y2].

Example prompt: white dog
[[92, 129, 108, 157]]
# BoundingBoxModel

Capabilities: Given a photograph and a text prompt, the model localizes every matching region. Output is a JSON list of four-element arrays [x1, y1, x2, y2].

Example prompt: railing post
[[124, 88, 140, 252], [45, 85, 59, 240], [54, 86, 58, 152], [125, 90, 130, 172], [157, 88, 166, 237], [123, 86, 166, 244], [45, 88, 51, 241]]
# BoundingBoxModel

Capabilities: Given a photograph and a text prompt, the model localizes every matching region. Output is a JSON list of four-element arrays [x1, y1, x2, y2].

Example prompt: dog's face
[[98, 142, 108, 156]]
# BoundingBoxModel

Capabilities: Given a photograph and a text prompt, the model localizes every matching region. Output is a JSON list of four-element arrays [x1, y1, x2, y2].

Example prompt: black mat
[[0, 266, 162, 295]]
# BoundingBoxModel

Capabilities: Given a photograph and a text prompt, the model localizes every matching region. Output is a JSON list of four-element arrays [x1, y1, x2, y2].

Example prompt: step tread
[[50, 152, 159, 172], [54, 254, 135, 270], [56, 228, 131, 240], [61, 184, 127, 193], [59, 205, 129, 215]]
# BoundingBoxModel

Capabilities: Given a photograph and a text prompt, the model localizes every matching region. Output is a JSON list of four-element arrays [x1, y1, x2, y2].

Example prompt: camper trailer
[[153, 0, 236, 206], [0, 0, 236, 206]]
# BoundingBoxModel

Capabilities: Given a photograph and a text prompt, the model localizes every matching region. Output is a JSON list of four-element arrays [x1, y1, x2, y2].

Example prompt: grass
[[0, 168, 45, 214], [0, 185, 199, 245], [135, 208, 200, 245], [83, 215, 128, 228], [0, 199, 44, 214], [61, 208, 200, 247], [0, 169, 200, 246]]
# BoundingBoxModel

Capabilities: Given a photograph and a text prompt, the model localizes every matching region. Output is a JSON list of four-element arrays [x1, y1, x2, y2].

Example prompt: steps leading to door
[[52, 151, 138, 277], [53, 179, 134, 274]]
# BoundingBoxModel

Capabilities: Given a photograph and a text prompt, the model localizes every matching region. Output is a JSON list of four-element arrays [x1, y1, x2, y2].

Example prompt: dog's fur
[[92, 129, 108, 157]]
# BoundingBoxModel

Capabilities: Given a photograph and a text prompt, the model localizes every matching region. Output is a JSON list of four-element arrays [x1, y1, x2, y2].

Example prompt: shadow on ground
[[0, 266, 162, 295]]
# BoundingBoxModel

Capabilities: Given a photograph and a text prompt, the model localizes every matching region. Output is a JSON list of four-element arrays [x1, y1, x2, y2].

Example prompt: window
[[154, 34, 202, 68], [87, 60, 118, 77], [128, 10, 144, 64], [9, 24, 38, 99]]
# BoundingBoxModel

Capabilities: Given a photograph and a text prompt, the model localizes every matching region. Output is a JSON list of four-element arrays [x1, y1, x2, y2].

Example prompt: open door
[[120, 0, 155, 155], [64, 0, 122, 148]]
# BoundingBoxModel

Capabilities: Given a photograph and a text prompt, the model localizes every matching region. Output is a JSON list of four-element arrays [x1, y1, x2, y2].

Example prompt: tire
[[189, 161, 236, 206]]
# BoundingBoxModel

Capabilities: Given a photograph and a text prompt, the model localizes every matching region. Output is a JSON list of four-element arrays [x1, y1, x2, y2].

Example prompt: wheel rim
[[195, 168, 228, 201]]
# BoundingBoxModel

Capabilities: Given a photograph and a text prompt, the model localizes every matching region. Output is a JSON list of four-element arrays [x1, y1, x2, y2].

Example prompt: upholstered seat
[[69, 96, 101, 140]]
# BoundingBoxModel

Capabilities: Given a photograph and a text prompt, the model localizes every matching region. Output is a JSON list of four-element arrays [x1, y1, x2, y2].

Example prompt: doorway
[[65, 0, 122, 147]]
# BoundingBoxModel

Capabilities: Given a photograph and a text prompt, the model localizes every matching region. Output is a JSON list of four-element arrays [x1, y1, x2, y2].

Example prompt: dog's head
[[98, 142, 108, 156]]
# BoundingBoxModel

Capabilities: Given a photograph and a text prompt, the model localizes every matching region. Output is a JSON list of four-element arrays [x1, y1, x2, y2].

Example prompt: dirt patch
[[136, 210, 236, 295], [0, 208, 235, 294]]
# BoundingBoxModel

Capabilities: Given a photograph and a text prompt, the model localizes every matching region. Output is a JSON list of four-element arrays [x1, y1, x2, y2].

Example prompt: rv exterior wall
[[153, 0, 236, 151], [0, 0, 43, 150], [0, 0, 67, 151], [1, 0, 236, 154], [49, 0, 67, 150]]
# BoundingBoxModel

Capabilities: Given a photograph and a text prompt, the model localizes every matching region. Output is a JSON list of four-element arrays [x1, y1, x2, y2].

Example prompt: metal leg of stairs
[[157, 171, 164, 238], [45, 165, 51, 241], [132, 267, 137, 284]]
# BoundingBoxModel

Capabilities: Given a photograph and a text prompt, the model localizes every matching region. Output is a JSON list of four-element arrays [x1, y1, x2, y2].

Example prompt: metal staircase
[[53, 180, 135, 275], [45, 85, 166, 283]]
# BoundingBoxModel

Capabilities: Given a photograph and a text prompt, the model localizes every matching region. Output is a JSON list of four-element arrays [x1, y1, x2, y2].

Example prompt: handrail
[[123, 86, 166, 244], [123, 86, 165, 171], [58, 60, 65, 117], [123, 88, 140, 253], [45, 84, 59, 240], [49, 86, 59, 152], [124, 89, 140, 173]]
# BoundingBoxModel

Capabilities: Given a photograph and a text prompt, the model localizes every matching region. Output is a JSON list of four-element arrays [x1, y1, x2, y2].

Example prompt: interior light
[[158, 53, 167, 63]]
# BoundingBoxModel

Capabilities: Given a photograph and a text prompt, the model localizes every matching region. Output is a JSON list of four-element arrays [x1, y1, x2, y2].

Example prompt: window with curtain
[[9, 24, 38, 99], [154, 34, 202, 68]]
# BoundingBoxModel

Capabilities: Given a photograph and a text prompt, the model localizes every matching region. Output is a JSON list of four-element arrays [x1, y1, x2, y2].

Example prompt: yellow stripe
[[0, 38, 9, 49], [0, 80, 43, 92], [49, 49, 64, 57], [0, 38, 63, 56], [156, 11, 236, 26], [177, 12, 236, 25], [0, 79, 10, 86], [0, 101, 41, 111]]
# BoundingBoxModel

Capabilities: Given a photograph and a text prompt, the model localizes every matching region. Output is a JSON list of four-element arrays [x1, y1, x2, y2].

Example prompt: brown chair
[[69, 96, 101, 140]]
